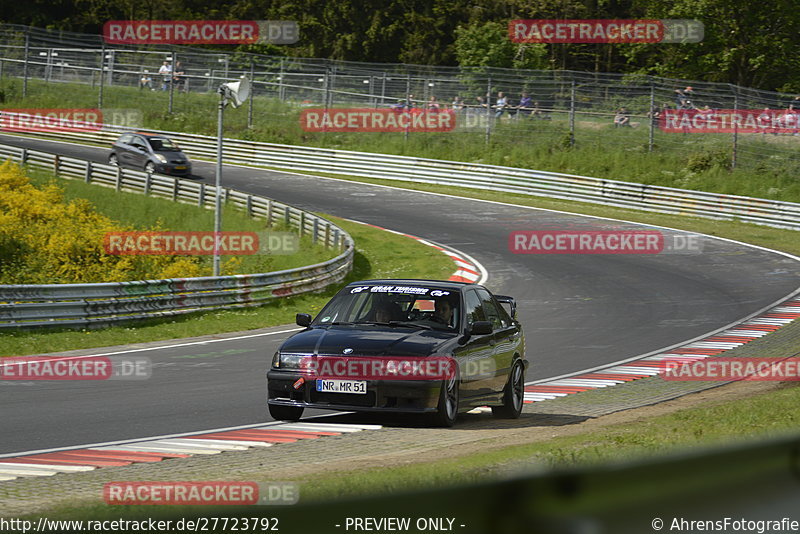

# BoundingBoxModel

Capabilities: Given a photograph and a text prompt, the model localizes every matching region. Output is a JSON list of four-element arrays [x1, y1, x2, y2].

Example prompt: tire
[[431, 369, 459, 427], [492, 359, 524, 419], [268, 403, 304, 422], [144, 161, 156, 174], [108, 153, 118, 166]]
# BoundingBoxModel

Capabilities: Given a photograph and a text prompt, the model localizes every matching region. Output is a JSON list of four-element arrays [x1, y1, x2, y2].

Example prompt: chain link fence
[[1, 24, 799, 174]]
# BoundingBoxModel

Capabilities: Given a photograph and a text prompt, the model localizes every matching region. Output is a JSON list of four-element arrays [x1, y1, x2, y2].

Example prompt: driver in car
[[432, 299, 456, 326]]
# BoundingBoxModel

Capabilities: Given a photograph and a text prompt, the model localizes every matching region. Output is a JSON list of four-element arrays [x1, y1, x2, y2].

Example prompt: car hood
[[280, 325, 455, 357]]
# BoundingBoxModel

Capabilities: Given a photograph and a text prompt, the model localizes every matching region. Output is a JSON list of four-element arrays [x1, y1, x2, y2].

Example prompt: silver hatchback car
[[108, 132, 192, 177]]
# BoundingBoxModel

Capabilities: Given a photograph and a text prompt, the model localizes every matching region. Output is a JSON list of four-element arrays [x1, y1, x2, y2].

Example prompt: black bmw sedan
[[267, 280, 526, 426]]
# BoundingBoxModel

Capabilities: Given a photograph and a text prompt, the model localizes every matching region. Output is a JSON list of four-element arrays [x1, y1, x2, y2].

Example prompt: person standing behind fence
[[173, 61, 186, 93], [159, 61, 172, 91], [517, 92, 532, 117], [494, 92, 508, 118]]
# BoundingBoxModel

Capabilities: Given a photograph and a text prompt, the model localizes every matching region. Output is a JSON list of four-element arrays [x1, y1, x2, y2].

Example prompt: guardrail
[[252, 431, 800, 533], [7, 119, 799, 231], [0, 143, 354, 329]]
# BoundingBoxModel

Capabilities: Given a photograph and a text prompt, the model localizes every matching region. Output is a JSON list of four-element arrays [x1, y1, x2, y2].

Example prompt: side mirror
[[469, 321, 493, 336], [295, 313, 312, 327]]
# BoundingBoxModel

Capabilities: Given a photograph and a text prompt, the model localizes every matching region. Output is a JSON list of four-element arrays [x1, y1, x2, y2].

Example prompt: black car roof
[[344, 279, 479, 291]]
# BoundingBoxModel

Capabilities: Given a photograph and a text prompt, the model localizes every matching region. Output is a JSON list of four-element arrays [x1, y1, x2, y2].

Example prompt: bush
[[685, 150, 732, 172], [0, 161, 202, 284]]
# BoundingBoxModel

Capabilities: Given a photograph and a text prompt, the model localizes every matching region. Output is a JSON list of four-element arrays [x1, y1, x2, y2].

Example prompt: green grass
[[24, 168, 334, 277], [0, 216, 456, 357], [3, 77, 800, 203], [294, 384, 800, 504]]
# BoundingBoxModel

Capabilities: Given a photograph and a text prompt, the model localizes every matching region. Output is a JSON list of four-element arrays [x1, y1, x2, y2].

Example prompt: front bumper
[[157, 163, 192, 176], [267, 370, 442, 414]]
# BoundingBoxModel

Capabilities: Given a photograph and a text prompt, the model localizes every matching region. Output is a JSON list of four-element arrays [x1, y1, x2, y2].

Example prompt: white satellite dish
[[220, 76, 251, 108]]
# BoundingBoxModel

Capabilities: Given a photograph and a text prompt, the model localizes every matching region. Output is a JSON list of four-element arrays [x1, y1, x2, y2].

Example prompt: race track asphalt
[[1, 133, 798, 454]]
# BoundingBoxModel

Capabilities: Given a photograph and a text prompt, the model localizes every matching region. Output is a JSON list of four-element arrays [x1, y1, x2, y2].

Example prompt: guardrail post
[[115, 166, 122, 191], [54, 155, 60, 176], [172, 179, 179, 201], [284, 206, 291, 226], [333, 229, 340, 251], [85, 161, 92, 183], [144, 173, 151, 195], [246, 195, 253, 217], [198, 183, 205, 207], [266, 199, 273, 227], [324, 223, 331, 248], [299, 211, 306, 236], [21, 148, 28, 165], [312, 217, 319, 244]]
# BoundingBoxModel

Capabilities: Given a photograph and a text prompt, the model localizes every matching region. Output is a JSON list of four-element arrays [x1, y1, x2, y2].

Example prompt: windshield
[[147, 137, 180, 151], [313, 285, 460, 331]]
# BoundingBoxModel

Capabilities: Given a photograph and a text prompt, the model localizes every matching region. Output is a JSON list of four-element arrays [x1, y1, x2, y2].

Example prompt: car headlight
[[154, 154, 167, 163], [274, 353, 306, 370]]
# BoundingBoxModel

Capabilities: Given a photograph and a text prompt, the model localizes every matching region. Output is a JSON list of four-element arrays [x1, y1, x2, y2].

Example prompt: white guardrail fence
[[5, 118, 800, 230], [0, 142, 354, 330]]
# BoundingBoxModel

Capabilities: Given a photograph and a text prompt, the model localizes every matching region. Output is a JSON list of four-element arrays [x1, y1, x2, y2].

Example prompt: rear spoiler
[[494, 295, 517, 318]]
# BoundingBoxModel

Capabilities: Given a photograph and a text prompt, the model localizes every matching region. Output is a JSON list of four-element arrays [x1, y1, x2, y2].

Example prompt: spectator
[[451, 96, 464, 112], [517, 92, 533, 116], [675, 87, 696, 109], [427, 95, 440, 112], [530, 101, 550, 120], [494, 91, 508, 118], [613, 107, 631, 127], [757, 107, 771, 135], [173, 61, 186, 93], [674, 88, 687, 108], [475, 95, 488, 114], [158, 61, 172, 91], [139, 71, 153, 91]]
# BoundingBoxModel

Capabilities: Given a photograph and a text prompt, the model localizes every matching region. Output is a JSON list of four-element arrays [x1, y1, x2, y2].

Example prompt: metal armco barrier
[[249, 431, 800, 534], [6, 117, 799, 231], [0, 143, 353, 329]]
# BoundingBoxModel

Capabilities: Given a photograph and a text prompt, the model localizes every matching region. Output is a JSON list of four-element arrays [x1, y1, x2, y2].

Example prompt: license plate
[[316, 379, 367, 394], [174, 165, 187, 170]]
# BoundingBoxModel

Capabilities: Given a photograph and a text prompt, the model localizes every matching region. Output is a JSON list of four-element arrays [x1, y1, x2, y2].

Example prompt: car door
[[127, 135, 149, 168], [476, 288, 518, 393], [455, 289, 496, 400]]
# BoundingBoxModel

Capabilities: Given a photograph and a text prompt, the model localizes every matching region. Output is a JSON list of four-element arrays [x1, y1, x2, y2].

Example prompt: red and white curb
[[523, 296, 800, 403], [353, 221, 487, 284], [0, 422, 380, 482]]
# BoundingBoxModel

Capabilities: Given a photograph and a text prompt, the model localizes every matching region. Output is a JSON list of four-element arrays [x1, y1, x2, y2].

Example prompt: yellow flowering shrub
[[0, 161, 203, 284]]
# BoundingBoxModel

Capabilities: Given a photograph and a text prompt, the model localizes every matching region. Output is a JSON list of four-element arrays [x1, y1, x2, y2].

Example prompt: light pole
[[213, 75, 251, 276]]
